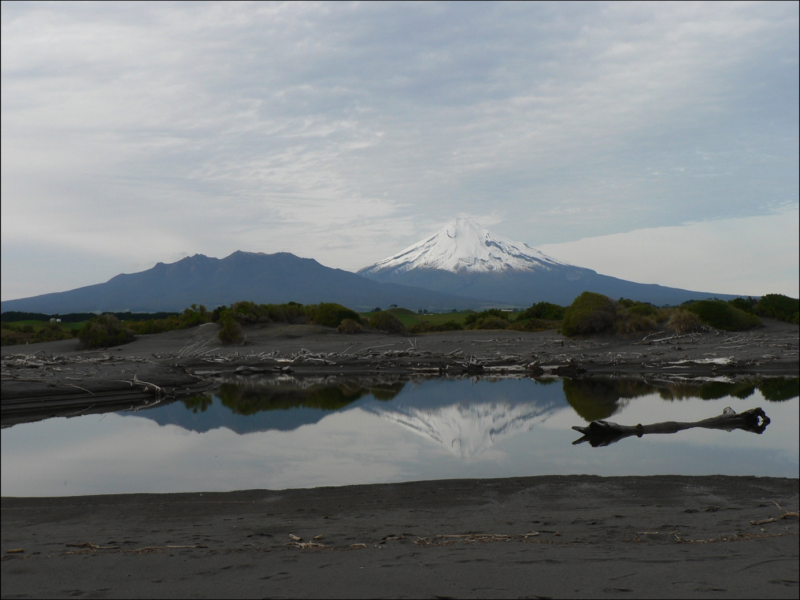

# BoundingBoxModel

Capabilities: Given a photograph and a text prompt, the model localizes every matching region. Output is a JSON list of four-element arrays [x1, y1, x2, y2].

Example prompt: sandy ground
[[2, 476, 798, 599], [2, 318, 798, 396]]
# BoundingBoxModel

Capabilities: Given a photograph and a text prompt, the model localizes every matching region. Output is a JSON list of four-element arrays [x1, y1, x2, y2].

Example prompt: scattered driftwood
[[572, 406, 770, 447]]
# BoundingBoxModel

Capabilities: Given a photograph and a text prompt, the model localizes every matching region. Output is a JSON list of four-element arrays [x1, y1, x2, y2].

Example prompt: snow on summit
[[360, 218, 568, 276]]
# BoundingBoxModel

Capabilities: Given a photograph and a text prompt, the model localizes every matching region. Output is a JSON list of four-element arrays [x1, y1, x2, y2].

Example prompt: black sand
[[2, 476, 798, 599]]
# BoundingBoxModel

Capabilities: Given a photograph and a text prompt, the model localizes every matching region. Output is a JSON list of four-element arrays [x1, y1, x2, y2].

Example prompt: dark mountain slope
[[1, 252, 491, 314]]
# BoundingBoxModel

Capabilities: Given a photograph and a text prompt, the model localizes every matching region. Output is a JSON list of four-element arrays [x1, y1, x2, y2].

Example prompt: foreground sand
[[2, 476, 798, 599]]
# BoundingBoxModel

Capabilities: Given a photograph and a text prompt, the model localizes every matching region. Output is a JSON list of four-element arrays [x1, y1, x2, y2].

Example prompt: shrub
[[337, 319, 362, 334], [368, 311, 407, 335], [755, 294, 799, 323], [218, 312, 243, 344], [561, 292, 617, 337], [32, 322, 73, 343], [230, 301, 264, 324], [305, 303, 361, 328], [686, 300, 761, 331], [728, 297, 757, 314], [516, 302, 566, 321], [666, 309, 703, 333], [616, 313, 657, 334], [465, 309, 510, 328], [618, 298, 655, 314], [79, 314, 135, 349], [476, 316, 511, 330], [179, 304, 210, 328]]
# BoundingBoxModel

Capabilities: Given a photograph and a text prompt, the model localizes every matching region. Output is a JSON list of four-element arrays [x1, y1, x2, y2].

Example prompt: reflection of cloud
[[363, 401, 558, 459]]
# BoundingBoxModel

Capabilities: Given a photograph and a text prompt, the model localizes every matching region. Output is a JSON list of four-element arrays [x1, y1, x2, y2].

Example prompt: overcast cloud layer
[[2, 1, 798, 301]]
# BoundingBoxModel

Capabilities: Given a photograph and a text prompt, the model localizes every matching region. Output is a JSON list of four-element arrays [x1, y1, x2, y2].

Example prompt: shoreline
[[3, 475, 798, 599], [2, 319, 798, 424]]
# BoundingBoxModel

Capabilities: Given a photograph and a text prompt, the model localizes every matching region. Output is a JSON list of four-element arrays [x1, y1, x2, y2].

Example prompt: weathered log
[[572, 406, 770, 447]]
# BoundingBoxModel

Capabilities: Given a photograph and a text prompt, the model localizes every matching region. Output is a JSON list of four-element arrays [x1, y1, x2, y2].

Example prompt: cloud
[[1, 2, 797, 299], [538, 205, 800, 298]]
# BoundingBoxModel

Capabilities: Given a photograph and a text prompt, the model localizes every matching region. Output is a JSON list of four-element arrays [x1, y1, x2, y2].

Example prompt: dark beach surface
[[2, 320, 798, 598], [2, 476, 798, 599]]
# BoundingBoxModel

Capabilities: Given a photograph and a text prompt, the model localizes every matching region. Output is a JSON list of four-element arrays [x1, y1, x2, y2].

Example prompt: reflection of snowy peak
[[359, 218, 568, 276], [362, 401, 559, 458]]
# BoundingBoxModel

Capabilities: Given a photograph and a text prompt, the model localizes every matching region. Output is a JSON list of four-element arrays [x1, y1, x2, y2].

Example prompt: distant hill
[[0, 251, 492, 314], [359, 218, 742, 306]]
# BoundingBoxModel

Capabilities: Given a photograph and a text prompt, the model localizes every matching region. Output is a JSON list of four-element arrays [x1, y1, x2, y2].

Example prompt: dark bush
[[728, 297, 757, 314], [337, 319, 361, 334], [211, 305, 227, 323], [305, 303, 362, 328], [755, 294, 799, 323], [369, 311, 407, 335], [465, 309, 510, 328], [179, 304, 210, 328], [476, 316, 511, 330], [79, 314, 135, 349], [666, 309, 702, 333], [686, 300, 761, 331], [561, 292, 617, 336], [516, 302, 566, 321], [218, 312, 243, 344], [230, 301, 264, 324], [32, 322, 73, 343]]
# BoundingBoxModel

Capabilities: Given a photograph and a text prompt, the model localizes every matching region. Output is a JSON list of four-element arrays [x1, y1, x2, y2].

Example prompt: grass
[[5, 320, 87, 331]]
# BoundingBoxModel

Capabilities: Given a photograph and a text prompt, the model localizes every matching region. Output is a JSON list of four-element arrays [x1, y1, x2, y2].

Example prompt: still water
[[2, 376, 798, 497]]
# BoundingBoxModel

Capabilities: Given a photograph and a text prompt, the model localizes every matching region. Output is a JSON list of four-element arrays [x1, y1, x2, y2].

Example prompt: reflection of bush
[[368, 382, 406, 400], [758, 378, 799, 401], [562, 379, 625, 421], [183, 394, 214, 413], [183, 381, 408, 415], [215, 384, 367, 414]]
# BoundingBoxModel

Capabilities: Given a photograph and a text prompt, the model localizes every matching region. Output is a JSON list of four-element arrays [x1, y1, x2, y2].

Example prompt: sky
[[2, 1, 798, 301]]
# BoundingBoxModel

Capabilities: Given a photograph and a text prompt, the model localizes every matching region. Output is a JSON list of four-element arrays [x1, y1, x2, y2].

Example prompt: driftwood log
[[572, 406, 770, 447]]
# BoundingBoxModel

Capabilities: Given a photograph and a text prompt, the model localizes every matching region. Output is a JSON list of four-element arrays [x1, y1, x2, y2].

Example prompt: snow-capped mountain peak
[[359, 218, 568, 276]]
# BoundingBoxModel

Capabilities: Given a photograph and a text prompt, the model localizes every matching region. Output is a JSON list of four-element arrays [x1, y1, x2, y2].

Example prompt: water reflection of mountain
[[130, 380, 406, 434], [126, 376, 798, 441]]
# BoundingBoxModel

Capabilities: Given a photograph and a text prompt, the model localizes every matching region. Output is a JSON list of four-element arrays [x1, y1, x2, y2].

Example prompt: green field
[[6, 320, 87, 331]]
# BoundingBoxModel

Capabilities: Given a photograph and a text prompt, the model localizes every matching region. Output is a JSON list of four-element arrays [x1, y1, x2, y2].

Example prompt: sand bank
[[2, 475, 798, 599]]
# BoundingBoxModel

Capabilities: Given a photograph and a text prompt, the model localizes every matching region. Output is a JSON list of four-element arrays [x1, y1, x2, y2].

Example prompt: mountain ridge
[[0, 251, 495, 314], [359, 218, 741, 306]]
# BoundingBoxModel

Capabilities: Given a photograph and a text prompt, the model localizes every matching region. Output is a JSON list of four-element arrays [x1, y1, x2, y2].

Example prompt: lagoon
[[2, 376, 797, 497]]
